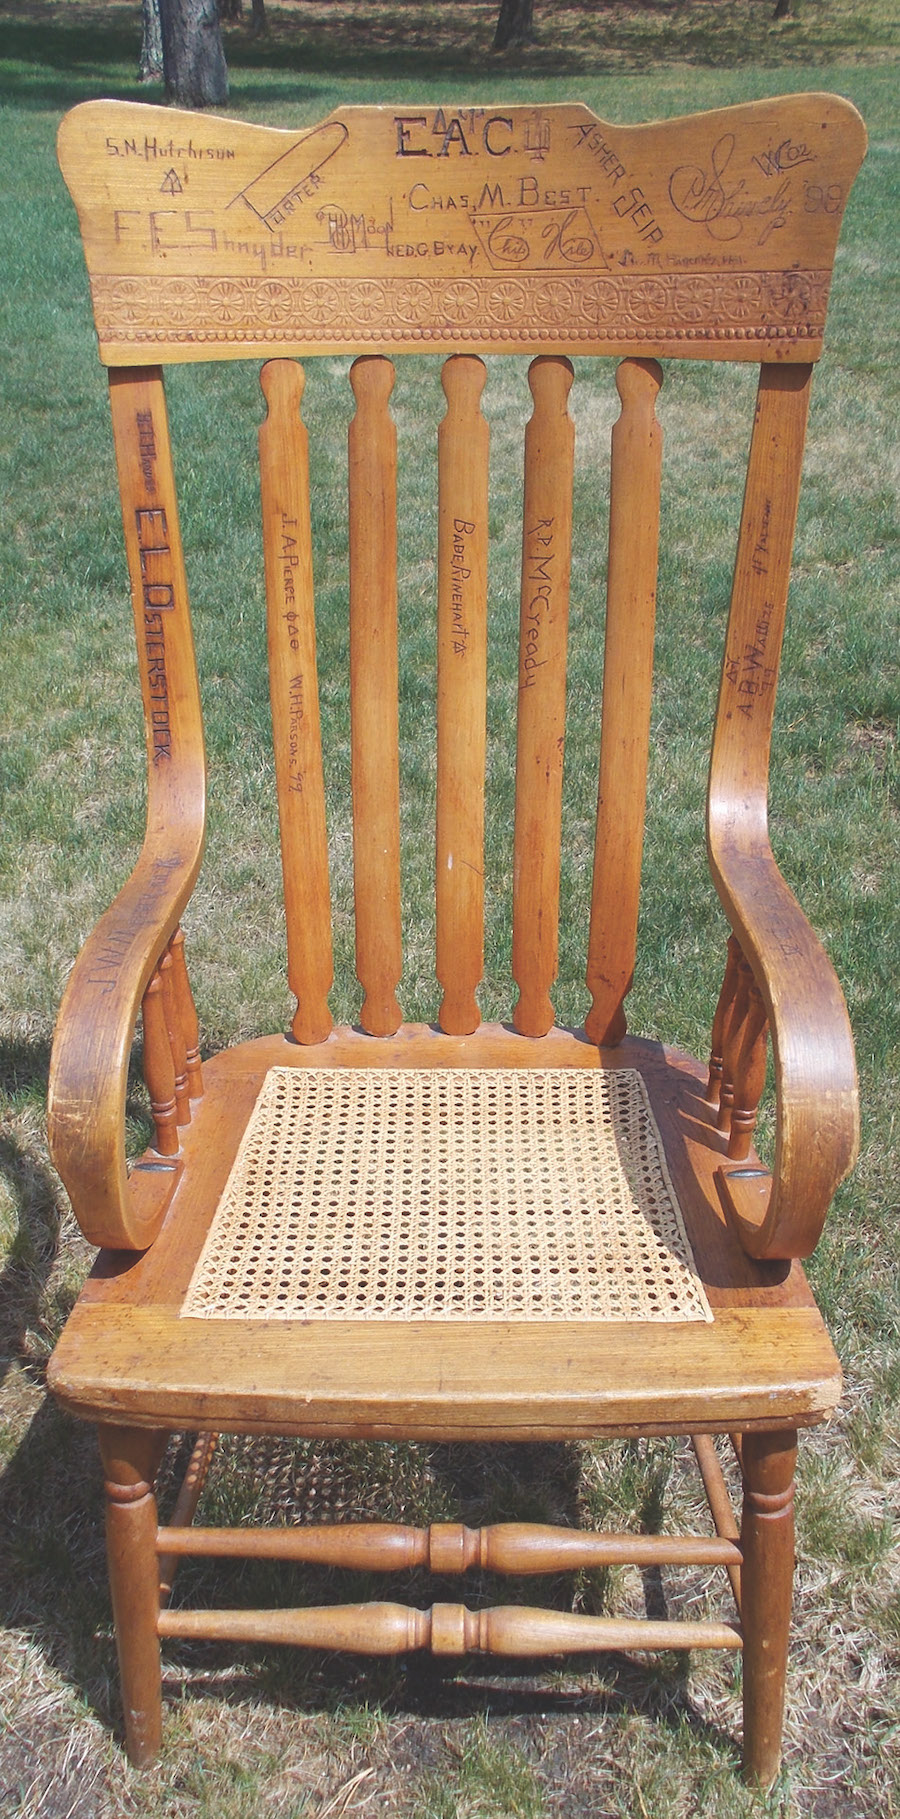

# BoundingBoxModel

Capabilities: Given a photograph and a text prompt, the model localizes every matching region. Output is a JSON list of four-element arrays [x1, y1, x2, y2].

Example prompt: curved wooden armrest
[[48, 835, 202, 1251], [709, 822, 858, 1261], [49, 362, 206, 1251], [705, 363, 858, 1261]]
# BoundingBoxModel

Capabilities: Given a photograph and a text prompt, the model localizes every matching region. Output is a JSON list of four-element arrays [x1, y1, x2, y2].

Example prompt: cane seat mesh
[[183, 1067, 712, 1324]]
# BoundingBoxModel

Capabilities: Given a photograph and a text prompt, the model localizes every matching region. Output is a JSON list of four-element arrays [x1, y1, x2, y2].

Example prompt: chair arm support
[[49, 363, 207, 1251], [705, 364, 858, 1259], [709, 820, 858, 1260], [48, 833, 203, 1251]]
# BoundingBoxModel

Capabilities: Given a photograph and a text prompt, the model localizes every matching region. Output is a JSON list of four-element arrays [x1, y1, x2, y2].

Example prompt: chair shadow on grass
[[0, 1418, 739, 1760], [0, 1033, 63, 1391], [144, 1432, 739, 1761], [0, 1031, 152, 1736], [0, 1032, 111, 1726], [0, 1031, 736, 1761]]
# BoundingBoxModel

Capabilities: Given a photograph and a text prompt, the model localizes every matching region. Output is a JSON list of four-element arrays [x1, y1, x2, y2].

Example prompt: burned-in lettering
[[449, 517, 475, 654], [521, 518, 555, 690]]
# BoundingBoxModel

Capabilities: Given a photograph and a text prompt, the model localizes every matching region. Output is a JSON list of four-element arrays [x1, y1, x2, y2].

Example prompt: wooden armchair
[[48, 94, 865, 1784]]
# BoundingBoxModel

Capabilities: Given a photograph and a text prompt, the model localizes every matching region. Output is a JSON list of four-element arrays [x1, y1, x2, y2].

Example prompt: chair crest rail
[[57, 95, 865, 367]]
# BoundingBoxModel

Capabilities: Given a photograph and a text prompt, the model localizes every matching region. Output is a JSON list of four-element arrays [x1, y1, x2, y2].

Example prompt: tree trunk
[[139, 0, 164, 82], [493, 0, 535, 51], [215, 0, 267, 30], [159, 0, 229, 107]]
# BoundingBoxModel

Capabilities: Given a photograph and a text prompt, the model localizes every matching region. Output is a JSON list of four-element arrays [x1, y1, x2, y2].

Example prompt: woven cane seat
[[183, 1067, 712, 1324]]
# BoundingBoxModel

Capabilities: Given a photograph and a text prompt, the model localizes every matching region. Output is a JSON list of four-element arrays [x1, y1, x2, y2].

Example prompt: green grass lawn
[[1, 6, 898, 1815]]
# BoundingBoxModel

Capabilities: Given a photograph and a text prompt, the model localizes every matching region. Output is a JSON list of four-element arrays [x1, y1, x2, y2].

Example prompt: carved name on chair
[[57, 96, 866, 364]]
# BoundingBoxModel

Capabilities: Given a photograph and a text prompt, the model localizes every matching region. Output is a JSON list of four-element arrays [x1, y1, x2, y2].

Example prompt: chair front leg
[[98, 1424, 168, 1766], [740, 1428, 797, 1789]]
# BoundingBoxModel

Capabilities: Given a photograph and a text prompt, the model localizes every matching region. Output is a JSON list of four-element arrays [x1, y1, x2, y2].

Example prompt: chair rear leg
[[740, 1428, 797, 1789], [98, 1424, 168, 1766]]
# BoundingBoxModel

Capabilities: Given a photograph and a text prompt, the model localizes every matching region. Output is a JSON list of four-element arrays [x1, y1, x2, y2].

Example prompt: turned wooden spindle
[[99, 1426, 167, 1767], [158, 949, 190, 1125], [718, 954, 753, 1134], [728, 974, 769, 1159], [153, 1517, 741, 1575], [740, 1430, 797, 1788], [707, 932, 743, 1103], [141, 968, 179, 1156], [168, 927, 203, 1099], [158, 1431, 218, 1604], [158, 1600, 741, 1656]]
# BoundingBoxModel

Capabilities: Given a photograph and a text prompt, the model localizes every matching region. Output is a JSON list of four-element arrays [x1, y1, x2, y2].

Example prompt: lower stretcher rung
[[157, 1601, 742, 1655], [155, 1518, 741, 1574]]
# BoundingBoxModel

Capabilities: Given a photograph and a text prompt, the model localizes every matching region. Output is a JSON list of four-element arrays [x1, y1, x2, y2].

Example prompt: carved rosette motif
[[93, 271, 831, 351]]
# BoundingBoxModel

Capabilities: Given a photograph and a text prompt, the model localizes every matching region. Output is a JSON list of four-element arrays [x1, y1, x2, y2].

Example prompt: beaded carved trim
[[91, 269, 829, 351], [182, 1068, 712, 1323]]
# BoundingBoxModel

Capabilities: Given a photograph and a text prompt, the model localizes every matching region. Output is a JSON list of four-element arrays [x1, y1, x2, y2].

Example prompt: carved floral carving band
[[92, 270, 830, 352]]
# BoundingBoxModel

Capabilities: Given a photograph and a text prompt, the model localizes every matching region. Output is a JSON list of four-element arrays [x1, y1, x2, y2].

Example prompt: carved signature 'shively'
[[668, 134, 791, 246]]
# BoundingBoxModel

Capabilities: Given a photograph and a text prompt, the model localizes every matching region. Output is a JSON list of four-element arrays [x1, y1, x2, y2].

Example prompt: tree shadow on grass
[[0, 15, 327, 112], [2, 0, 868, 118]]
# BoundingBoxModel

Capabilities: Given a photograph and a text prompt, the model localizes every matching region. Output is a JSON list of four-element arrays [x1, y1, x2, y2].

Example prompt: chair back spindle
[[585, 358, 663, 1046], [436, 355, 490, 1037], [708, 364, 811, 855], [512, 356, 575, 1038], [348, 356, 404, 1036], [259, 359, 333, 1044]]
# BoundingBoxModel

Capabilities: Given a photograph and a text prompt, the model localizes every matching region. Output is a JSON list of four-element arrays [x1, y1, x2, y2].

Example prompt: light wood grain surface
[[57, 96, 866, 365]]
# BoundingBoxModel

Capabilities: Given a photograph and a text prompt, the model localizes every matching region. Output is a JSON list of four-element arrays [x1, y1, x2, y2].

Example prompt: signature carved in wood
[[59, 95, 865, 364]]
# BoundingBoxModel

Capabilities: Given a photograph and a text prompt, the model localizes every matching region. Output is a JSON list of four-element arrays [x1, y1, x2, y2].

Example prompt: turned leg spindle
[[718, 955, 752, 1134], [158, 1431, 218, 1604], [740, 1429, 797, 1789], [707, 932, 743, 1103], [98, 1426, 167, 1767], [169, 927, 203, 1099], [141, 968, 179, 1156], [159, 949, 190, 1125], [728, 974, 769, 1160]]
